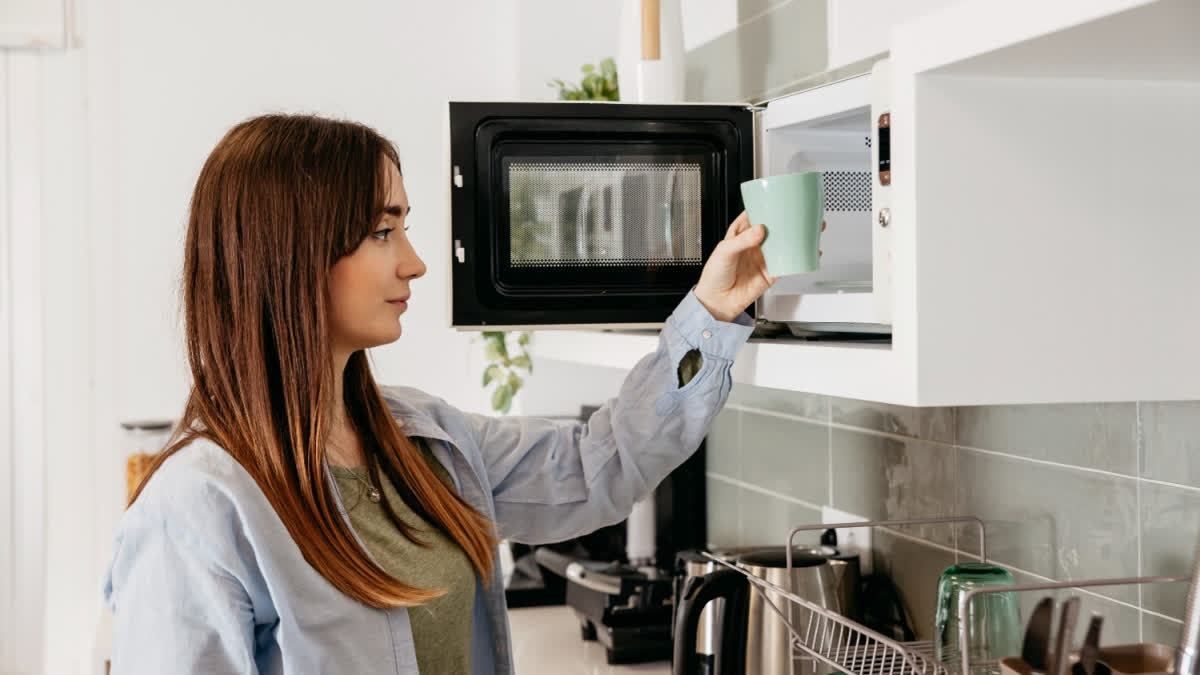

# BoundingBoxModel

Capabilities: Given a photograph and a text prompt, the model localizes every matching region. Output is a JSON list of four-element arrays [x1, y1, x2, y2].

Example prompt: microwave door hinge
[[452, 165, 463, 188], [454, 240, 466, 263]]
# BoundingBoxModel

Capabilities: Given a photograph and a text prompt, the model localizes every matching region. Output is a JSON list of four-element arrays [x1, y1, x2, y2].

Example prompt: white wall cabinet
[[826, 0, 959, 69], [535, 0, 1200, 406]]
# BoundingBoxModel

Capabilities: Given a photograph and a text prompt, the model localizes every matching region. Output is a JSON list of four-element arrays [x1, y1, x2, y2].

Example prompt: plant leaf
[[492, 384, 513, 414], [510, 355, 531, 372], [507, 372, 524, 391], [517, 332, 531, 346], [485, 333, 508, 360], [485, 341, 505, 361], [483, 364, 502, 386]]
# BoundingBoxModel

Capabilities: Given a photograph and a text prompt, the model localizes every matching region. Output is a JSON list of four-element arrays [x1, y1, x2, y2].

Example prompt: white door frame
[[1, 50, 47, 675]]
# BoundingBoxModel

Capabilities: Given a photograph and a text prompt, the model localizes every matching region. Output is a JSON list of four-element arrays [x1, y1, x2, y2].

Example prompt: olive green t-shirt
[[330, 439, 475, 674]]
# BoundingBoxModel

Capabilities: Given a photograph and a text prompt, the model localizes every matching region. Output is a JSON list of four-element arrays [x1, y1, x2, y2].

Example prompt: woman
[[103, 114, 775, 674]]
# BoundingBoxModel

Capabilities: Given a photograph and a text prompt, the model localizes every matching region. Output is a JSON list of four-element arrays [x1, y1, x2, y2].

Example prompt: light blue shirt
[[103, 291, 754, 674]]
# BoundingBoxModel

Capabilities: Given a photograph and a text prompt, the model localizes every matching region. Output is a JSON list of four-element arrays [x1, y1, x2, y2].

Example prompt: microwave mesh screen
[[822, 171, 872, 213], [507, 162, 703, 268]]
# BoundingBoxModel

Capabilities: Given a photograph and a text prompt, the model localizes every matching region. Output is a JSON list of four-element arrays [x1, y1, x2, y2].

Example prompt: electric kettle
[[673, 548, 854, 675]]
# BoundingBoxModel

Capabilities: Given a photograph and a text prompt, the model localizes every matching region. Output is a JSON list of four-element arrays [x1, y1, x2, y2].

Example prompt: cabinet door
[[827, 0, 961, 70], [890, 0, 1200, 404]]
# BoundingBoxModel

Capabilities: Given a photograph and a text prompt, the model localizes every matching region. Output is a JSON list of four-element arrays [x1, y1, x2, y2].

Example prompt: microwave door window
[[617, 165, 703, 267], [506, 161, 703, 275]]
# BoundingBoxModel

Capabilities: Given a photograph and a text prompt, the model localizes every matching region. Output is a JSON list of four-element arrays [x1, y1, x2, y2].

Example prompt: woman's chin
[[358, 328, 403, 351], [383, 323, 404, 343]]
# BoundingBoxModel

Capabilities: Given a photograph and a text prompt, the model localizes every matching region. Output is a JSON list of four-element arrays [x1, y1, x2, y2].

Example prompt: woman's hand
[[692, 211, 778, 323]]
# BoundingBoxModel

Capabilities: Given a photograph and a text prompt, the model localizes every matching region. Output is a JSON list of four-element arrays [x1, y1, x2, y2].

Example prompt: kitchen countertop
[[508, 605, 671, 674], [95, 600, 672, 673]]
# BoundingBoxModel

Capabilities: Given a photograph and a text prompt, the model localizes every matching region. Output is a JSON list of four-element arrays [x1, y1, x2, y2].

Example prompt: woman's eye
[[372, 227, 396, 241]]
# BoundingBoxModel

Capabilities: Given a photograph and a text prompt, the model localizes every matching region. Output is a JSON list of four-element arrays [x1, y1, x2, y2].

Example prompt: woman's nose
[[397, 243, 426, 280]]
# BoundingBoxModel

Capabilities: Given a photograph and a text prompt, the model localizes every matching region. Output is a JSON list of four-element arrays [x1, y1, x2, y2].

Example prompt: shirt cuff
[[664, 290, 755, 361]]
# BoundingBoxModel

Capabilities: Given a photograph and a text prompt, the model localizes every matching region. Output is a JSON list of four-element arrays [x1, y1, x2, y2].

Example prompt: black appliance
[[520, 406, 707, 664], [535, 549, 679, 665], [502, 405, 706, 612], [448, 101, 754, 329]]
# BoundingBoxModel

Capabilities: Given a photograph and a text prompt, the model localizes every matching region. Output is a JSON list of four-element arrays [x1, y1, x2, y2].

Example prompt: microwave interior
[[756, 100, 887, 336]]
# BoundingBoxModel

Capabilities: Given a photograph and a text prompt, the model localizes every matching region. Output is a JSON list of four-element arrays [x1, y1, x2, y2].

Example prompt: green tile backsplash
[[831, 429, 957, 547], [1140, 480, 1200, 618], [1141, 401, 1200, 488], [956, 403, 1139, 475], [955, 449, 1140, 605], [831, 397, 955, 444], [705, 381, 1198, 645], [739, 410, 829, 504]]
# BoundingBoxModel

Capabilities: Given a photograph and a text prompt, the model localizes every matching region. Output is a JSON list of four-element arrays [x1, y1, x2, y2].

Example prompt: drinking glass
[[933, 563, 1022, 675]]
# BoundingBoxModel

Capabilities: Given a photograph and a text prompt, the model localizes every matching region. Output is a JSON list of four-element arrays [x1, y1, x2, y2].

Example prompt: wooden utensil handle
[[641, 0, 660, 60]]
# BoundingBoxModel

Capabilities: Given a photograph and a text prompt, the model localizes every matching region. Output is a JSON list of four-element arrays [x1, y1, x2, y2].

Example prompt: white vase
[[616, 0, 686, 103]]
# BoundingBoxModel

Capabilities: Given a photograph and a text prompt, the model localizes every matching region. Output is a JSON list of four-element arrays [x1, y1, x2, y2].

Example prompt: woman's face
[[328, 160, 426, 355]]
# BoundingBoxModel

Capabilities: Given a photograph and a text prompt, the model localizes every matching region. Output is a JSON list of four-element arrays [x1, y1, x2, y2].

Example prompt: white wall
[[513, 0, 747, 102], [4, 0, 529, 672], [515, 0, 622, 100], [108, 0, 522, 423]]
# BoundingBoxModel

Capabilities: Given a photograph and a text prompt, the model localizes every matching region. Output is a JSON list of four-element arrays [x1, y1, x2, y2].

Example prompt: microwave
[[447, 59, 892, 335]]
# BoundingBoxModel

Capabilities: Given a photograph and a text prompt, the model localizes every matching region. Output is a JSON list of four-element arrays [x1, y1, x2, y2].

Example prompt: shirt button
[[701, 329, 713, 340]]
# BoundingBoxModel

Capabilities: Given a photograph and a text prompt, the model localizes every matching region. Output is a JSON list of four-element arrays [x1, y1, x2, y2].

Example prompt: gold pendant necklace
[[328, 427, 379, 502], [348, 469, 382, 503], [329, 429, 380, 502]]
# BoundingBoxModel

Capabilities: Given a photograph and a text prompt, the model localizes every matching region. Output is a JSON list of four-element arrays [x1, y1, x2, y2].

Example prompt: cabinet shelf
[[533, 330, 910, 404], [527, 0, 1200, 407]]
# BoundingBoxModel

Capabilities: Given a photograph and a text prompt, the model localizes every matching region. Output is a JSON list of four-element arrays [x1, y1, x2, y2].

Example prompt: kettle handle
[[672, 568, 749, 675]]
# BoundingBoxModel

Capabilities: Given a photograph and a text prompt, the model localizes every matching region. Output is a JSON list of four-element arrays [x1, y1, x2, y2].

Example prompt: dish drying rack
[[700, 515, 1190, 675]]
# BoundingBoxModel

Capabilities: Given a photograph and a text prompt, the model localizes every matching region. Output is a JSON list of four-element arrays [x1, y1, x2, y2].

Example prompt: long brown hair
[[130, 114, 496, 607]]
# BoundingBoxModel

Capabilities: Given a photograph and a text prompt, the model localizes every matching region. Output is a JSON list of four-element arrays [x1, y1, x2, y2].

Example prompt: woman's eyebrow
[[383, 204, 411, 217]]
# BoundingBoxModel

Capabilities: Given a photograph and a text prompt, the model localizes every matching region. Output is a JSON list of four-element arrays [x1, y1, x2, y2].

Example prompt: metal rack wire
[[700, 516, 1190, 675]]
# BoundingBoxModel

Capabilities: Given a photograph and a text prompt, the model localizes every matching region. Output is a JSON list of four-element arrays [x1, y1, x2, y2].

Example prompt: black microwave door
[[449, 102, 754, 327]]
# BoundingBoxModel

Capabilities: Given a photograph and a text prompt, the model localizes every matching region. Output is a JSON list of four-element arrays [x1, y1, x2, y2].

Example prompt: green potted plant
[[548, 57, 620, 101], [478, 58, 620, 414], [479, 332, 532, 415]]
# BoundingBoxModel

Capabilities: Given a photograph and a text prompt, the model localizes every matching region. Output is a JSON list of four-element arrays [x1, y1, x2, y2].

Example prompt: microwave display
[[877, 112, 891, 185]]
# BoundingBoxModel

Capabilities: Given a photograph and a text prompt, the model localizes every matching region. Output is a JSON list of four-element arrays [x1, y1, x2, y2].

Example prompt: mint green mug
[[740, 172, 824, 277]]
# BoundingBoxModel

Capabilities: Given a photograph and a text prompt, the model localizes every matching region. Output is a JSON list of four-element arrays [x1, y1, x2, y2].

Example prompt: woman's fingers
[[723, 223, 766, 254], [725, 211, 751, 239]]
